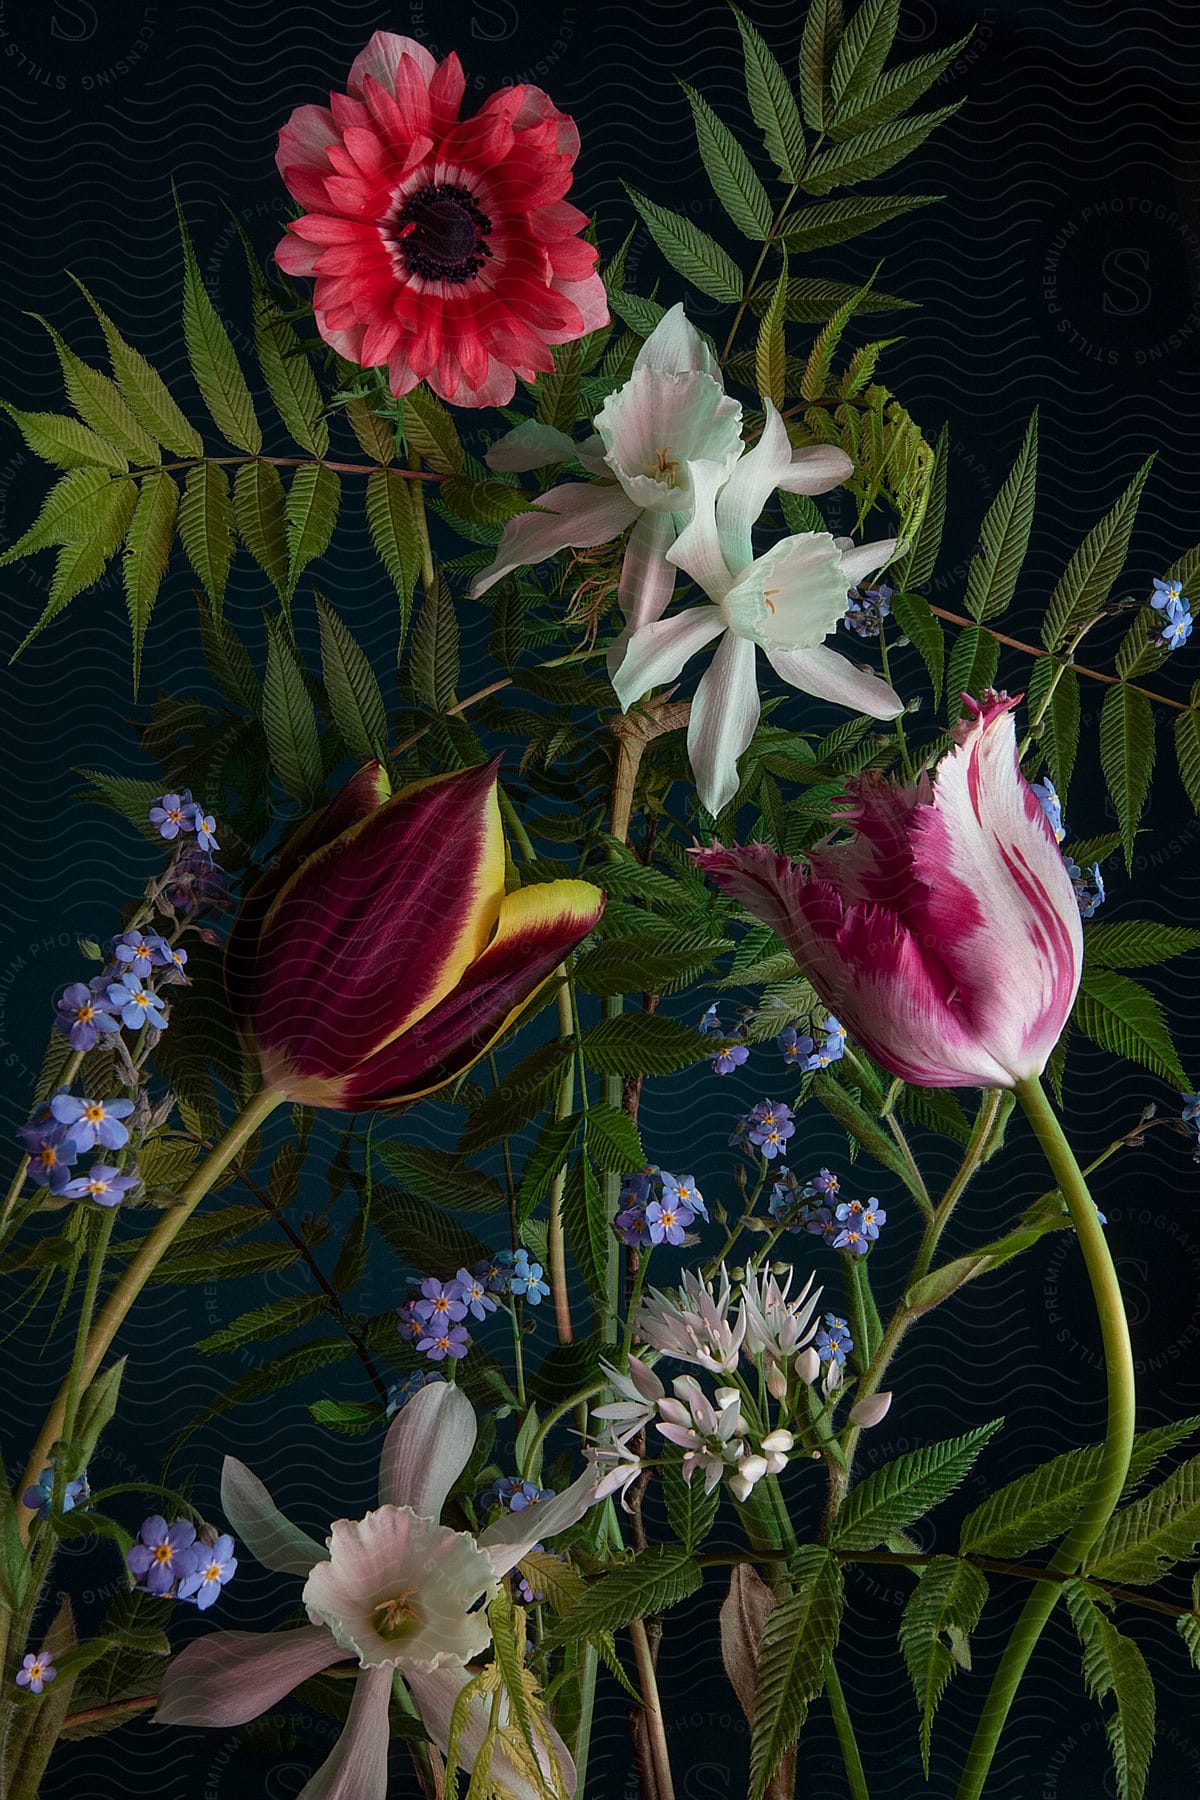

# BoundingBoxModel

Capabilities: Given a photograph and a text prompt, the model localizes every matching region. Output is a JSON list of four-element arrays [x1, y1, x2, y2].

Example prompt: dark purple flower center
[[391, 183, 493, 284]]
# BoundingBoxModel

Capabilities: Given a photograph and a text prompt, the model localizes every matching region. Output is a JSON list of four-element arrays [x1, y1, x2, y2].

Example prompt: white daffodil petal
[[632, 300, 720, 378], [484, 420, 580, 472], [687, 631, 761, 816], [469, 484, 638, 599], [767, 644, 904, 718], [406, 1664, 578, 1800], [777, 443, 854, 495], [220, 1457, 327, 1578], [721, 531, 849, 652], [610, 606, 726, 711], [665, 459, 736, 602], [155, 1626, 343, 1728], [378, 1380, 477, 1518], [714, 400, 798, 573], [480, 1466, 602, 1579], [596, 368, 743, 513], [297, 1663, 393, 1800], [839, 536, 898, 589], [616, 505, 679, 646]]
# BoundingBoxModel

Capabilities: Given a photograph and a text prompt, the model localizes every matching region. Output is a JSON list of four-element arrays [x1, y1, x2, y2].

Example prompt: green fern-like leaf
[[123, 469, 179, 691], [680, 80, 774, 240], [799, 0, 844, 132], [756, 258, 789, 409], [1065, 1581, 1155, 1800], [834, 30, 974, 137], [284, 462, 340, 595], [1099, 682, 1155, 869], [579, 1013, 712, 1076], [175, 201, 260, 454], [803, 105, 962, 195], [561, 1151, 609, 1307], [891, 590, 944, 705], [233, 458, 289, 596], [1041, 458, 1154, 653], [410, 570, 460, 711], [551, 1546, 702, 1645], [0, 466, 117, 567], [1026, 655, 1081, 797], [242, 244, 329, 458], [178, 463, 235, 608], [899, 1556, 988, 1774], [960, 1418, 1200, 1559], [365, 467, 422, 647], [624, 186, 744, 305], [1088, 1454, 1200, 1584], [1084, 921, 1200, 969], [748, 1547, 843, 1800], [829, 0, 900, 110], [30, 315, 161, 465], [70, 275, 204, 458], [3, 404, 128, 473], [780, 193, 941, 253], [1175, 701, 1200, 813], [1073, 966, 1187, 1089], [834, 1420, 1003, 1550], [945, 623, 1000, 717], [261, 616, 324, 803], [12, 477, 137, 657], [315, 593, 388, 764], [964, 412, 1037, 623], [731, 6, 807, 182]]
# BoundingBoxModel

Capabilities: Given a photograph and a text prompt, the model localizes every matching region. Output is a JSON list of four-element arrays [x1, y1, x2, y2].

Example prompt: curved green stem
[[955, 1075, 1135, 1800], [825, 1660, 870, 1800], [15, 1085, 283, 1540]]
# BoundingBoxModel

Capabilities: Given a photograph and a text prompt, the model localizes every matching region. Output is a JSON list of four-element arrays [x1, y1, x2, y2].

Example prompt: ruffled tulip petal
[[767, 644, 903, 719], [686, 631, 761, 817], [479, 1465, 601, 1578], [908, 697, 1083, 1082], [220, 1457, 328, 1577], [253, 762, 507, 1093], [155, 1627, 345, 1728], [469, 484, 638, 599], [378, 1380, 477, 1517], [406, 1664, 578, 1800], [338, 880, 605, 1108], [298, 1665, 393, 1800]]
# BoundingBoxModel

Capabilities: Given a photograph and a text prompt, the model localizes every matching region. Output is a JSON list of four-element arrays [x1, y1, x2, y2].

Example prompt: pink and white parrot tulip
[[693, 694, 1083, 1088]]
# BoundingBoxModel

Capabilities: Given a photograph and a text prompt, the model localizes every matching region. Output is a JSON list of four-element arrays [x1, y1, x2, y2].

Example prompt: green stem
[[954, 1075, 1135, 1800], [57, 1205, 118, 1490], [825, 1660, 870, 1800], [909, 1090, 1005, 1283], [547, 972, 576, 1346], [571, 1643, 599, 1795], [15, 1086, 283, 1541], [877, 627, 914, 782], [408, 451, 437, 595], [629, 1616, 676, 1800]]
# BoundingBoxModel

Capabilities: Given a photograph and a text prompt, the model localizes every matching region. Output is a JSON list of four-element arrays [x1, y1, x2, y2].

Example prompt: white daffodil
[[471, 305, 851, 676], [156, 1383, 598, 1800], [610, 404, 904, 815]]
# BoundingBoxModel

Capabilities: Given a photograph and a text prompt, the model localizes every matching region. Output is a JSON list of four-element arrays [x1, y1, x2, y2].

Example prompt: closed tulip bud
[[226, 759, 605, 1109], [849, 1390, 893, 1429], [694, 695, 1083, 1088]]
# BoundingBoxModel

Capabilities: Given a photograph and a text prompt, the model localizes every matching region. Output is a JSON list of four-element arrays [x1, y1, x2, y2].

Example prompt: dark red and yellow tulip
[[226, 759, 604, 1108]]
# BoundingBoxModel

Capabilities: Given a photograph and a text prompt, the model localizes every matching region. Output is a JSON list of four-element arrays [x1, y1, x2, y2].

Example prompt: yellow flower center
[[84, 1104, 104, 1124], [660, 1210, 676, 1229], [204, 1562, 222, 1582], [646, 446, 680, 484], [372, 1588, 422, 1643], [77, 1005, 94, 1023], [153, 1544, 174, 1564], [39, 1148, 58, 1168]]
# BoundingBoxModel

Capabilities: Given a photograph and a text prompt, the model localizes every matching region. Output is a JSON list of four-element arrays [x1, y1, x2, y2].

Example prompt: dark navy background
[[2, 1, 1200, 1794]]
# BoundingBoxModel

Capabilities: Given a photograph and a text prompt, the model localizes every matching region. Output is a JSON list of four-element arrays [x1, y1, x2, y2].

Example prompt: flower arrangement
[[1, 11, 1199, 1800]]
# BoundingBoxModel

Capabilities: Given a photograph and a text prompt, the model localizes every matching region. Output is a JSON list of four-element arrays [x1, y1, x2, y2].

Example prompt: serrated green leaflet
[[748, 1547, 843, 1799], [233, 458, 289, 595], [680, 80, 774, 241], [315, 594, 388, 763], [1087, 1453, 1200, 1584], [178, 463, 235, 607], [411, 570, 460, 710], [175, 199, 260, 454], [550, 1545, 701, 1646], [285, 462, 340, 595], [803, 105, 962, 195], [899, 1557, 987, 1774], [1073, 967, 1186, 1088], [961, 1417, 1200, 1559], [964, 412, 1037, 623], [624, 185, 744, 304], [945, 623, 1000, 717], [731, 6, 806, 182], [123, 469, 178, 691], [1064, 1581, 1155, 1800], [1041, 457, 1154, 653], [261, 615, 323, 803], [834, 1420, 1003, 1549], [1099, 682, 1155, 868]]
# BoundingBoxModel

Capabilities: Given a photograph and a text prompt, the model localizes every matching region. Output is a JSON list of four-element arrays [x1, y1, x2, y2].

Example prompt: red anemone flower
[[275, 31, 607, 407]]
